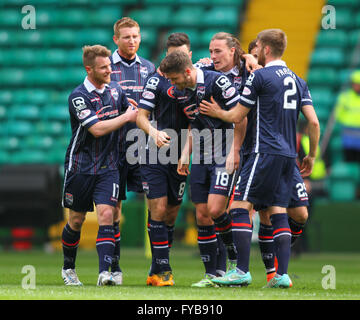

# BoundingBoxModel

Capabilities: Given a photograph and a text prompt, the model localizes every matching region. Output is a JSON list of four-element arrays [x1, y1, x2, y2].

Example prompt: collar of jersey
[[112, 50, 141, 66], [84, 77, 110, 94], [186, 67, 204, 91], [265, 59, 287, 68], [224, 65, 240, 76]]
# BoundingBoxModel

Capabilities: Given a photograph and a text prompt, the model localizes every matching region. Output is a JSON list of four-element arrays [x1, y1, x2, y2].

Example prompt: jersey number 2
[[283, 77, 297, 110]]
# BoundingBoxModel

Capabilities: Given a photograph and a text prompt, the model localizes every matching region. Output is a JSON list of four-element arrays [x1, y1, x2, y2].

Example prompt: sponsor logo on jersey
[[78, 109, 91, 120], [142, 90, 155, 99], [183, 103, 199, 120], [223, 87, 236, 99]]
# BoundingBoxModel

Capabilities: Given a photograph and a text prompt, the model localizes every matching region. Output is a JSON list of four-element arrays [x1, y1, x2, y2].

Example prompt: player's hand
[[226, 149, 240, 175], [197, 57, 212, 65], [177, 157, 190, 176], [128, 98, 138, 108], [199, 96, 221, 118], [125, 105, 138, 122], [242, 53, 262, 72], [300, 155, 315, 177], [152, 130, 171, 148]]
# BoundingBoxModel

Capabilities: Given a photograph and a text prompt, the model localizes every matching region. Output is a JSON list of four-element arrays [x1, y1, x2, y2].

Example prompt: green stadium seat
[[327, 0, 360, 8], [9, 105, 41, 121], [17, 30, 44, 47], [76, 29, 112, 46], [35, 121, 65, 136], [310, 87, 336, 109], [177, 0, 208, 5], [334, 9, 354, 29], [0, 151, 10, 165], [25, 68, 62, 86], [36, 9, 61, 27], [144, 0, 177, 4], [67, 49, 83, 65], [316, 30, 348, 48], [0, 10, 21, 27], [47, 148, 66, 164], [0, 69, 25, 86], [0, 91, 13, 104], [307, 68, 338, 88], [129, 7, 171, 27], [60, 68, 86, 86], [198, 28, 233, 47], [136, 45, 152, 60], [38, 49, 67, 66], [338, 69, 353, 86], [4, 120, 34, 137], [310, 48, 346, 67], [10, 150, 47, 164], [167, 28, 200, 47], [328, 162, 360, 201], [348, 30, 360, 47], [0, 105, 5, 121], [172, 7, 205, 27], [12, 89, 48, 105], [0, 137, 20, 151], [42, 105, 69, 121], [60, 9, 92, 27], [0, 30, 13, 47], [141, 28, 158, 47], [203, 7, 239, 27], [89, 7, 122, 27], [42, 30, 77, 47], [209, 0, 243, 5], [23, 136, 54, 150]]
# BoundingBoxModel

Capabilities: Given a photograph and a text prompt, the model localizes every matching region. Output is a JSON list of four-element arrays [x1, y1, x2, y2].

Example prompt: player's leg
[[61, 210, 86, 286], [61, 171, 94, 286], [287, 206, 308, 247], [258, 209, 276, 282], [191, 202, 219, 287], [147, 196, 174, 286], [93, 171, 119, 286], [111, 201, 122, 284]]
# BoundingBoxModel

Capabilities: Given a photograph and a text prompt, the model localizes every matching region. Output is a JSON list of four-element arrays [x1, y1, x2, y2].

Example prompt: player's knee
[[98, 208, 114, 225], [196, 211, 212, 225], [69, 215, 85, 231]]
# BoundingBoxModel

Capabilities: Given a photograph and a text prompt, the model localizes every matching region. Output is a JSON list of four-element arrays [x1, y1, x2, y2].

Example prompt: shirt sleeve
[[300, 82, 314, 107], [68, 92, 99, 129], [138, 75, 161, 111], [212, 74, 241, 110], [239, 71, 261, 109]]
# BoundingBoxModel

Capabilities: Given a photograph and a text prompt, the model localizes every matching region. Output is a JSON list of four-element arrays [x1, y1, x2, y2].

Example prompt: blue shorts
[[62, 170, 119, 212], [118, 160, 143, 201], [233, 153, 294, 208], [288, 164, 309, 208], [141, 163, 187, 205], [190, 162, 234, 203]]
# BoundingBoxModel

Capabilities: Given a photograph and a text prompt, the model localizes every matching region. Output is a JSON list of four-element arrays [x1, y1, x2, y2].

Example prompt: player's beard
[[257, 47, 266, 67], [93, 71, 111, 86]]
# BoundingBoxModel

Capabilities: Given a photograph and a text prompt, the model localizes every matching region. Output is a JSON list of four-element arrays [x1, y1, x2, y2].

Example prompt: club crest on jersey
[[140, 66, 149, 79], [183, 103, 199, 120], [110, 88, 119, 101], [197, 86, 205, 101], [167, 86, 176, 99]]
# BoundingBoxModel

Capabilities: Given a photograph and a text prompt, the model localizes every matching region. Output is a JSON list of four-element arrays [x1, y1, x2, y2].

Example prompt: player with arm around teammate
[[200, 29, 320, 288], [61, 45, 137, 286], [160, 50, 246, 287], [136, 33, 191, 286]]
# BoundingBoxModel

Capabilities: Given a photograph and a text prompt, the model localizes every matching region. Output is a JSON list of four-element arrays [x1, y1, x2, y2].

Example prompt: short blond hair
[[82, 45, 111, 67], [113, 17, 140, 38]]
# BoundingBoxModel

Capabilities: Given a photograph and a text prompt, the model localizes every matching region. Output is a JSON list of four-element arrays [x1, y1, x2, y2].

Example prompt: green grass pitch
[[0, 246, 359, 300]]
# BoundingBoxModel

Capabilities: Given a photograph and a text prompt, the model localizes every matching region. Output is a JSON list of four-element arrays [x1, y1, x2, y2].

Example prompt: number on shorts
[[178, 182, 186, 197], [296, 182, 308, 199], [216, 171, 229, 187], [112, 183, 119, 199]]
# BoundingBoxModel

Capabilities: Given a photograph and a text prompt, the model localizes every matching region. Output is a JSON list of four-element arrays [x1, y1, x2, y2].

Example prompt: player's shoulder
[[68, 84, 90, 103], [138, 55, 156, 70]]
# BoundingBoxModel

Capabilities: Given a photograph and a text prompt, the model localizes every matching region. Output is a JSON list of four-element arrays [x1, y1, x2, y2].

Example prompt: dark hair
[[166, 32, 191, 50], [248, 39, 257, 54], [257, 29, 287, 58], [211, 32, 245, 72], [160, 50, 193, 74]]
